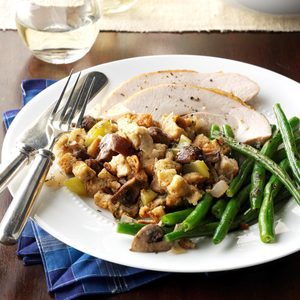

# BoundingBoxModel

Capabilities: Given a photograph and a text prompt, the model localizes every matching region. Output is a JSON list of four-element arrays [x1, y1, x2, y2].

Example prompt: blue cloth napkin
[[3, 79, 56, 129], [3, 79, 167, 300]]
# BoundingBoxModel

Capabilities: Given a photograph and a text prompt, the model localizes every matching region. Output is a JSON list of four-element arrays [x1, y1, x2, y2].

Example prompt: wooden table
[[0, 31, 300, 300]]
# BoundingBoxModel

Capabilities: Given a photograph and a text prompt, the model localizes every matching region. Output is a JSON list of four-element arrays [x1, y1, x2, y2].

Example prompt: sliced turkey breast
[[99, 70, 259, 113], [105, 84, 271, 144]]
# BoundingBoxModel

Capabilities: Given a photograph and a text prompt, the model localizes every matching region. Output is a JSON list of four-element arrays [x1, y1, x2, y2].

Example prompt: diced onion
[[210, 180, 229, 198], [169, 241, 187, 254], [120, 214, 135, 224]]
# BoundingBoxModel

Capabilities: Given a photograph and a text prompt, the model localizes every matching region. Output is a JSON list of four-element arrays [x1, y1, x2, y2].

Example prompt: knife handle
[[0, 149, 54, 245], [0, 145, 35, 194]]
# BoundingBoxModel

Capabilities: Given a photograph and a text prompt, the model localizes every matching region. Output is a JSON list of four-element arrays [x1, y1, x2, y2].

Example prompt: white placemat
[[1, 0, 300, 32]]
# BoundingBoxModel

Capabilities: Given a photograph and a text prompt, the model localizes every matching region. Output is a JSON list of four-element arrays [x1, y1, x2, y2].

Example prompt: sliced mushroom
[[109, 201, 139, 219], [81, 115, 97, 131], [73, 148, 90, 160], [175, 145, 203, 164], [148, 127, 170, 144], [131, 224, 172, 253], [97, 133, 135, 161], [110, 177, 142, 206], [202, 140, 221, 163], [85, 158, 103, 174]]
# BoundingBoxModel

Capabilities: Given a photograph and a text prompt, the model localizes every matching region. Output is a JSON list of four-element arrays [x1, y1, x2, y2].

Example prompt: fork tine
[[66, 75, 89, 127], [58, 72, 81, 126], [75, 77, 96, 128], [50, 69, 73, 119]]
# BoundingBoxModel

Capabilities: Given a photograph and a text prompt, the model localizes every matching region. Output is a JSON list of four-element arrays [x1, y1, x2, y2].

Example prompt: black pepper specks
[[190, 96, 201, 102]]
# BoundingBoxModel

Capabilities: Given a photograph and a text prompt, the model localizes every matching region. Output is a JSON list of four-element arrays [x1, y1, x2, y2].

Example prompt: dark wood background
[[0, 31, 300, 300]]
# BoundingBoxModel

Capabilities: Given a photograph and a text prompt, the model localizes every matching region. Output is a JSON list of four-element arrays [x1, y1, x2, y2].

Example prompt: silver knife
[[0, 71, 108, 194]]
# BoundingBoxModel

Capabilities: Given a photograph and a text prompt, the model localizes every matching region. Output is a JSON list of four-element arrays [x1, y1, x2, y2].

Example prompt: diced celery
[[85, 120, 112, 146], [183, 160, 210, 178], [172, 134, 192, 154], [178, 134, 192, 147], [140, 188, 157, 205], [64, 177, 86, 196]]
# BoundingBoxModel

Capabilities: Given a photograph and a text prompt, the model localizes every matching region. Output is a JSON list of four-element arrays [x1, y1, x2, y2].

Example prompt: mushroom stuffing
[[51, 112, 240, 251]]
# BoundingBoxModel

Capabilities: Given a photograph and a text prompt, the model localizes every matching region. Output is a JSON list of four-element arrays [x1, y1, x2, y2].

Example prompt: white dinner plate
[[2, 55, 300, 273]]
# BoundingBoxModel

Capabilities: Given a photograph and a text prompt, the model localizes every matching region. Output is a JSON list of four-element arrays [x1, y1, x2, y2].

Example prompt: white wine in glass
[[16, 0, 101, 64]]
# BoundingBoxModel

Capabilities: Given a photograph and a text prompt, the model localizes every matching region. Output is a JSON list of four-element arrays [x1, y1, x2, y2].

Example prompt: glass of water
[[15, 0, 101, 64]]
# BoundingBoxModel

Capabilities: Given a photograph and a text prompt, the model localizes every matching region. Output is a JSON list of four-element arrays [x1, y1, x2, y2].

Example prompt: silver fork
[[0, 71, 95, 245]]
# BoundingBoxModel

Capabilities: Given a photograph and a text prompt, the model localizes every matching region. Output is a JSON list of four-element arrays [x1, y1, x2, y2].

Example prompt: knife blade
[[0, 71, 108, 193]]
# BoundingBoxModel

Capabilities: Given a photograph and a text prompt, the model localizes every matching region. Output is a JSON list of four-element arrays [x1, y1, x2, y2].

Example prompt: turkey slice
[[105, 84, 270, 144], [99, 70, 259, 113]]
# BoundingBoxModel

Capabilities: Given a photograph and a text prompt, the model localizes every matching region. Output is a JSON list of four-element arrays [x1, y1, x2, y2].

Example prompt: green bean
[[237, 188, 290, 226], [249, 128, 282, 209], [164, 222, 219, 241], [287, 116, 300, 129], [274, 126, 300, 162], [165, 207, 256, 243], [259, 190, 275, 243], [164, 188, 291, 242], [250, 118, 300, 209], [181, 193, 214, 231], [210, 124, 221, 139], [117, 222, 145, 235], [274, 135, 300, 162], [161, 208, 194, 226], [213, 185, 251, 244], [211, 199, 227, 219], [210, 126, 300, 206], [274, 104, 300, 185], [259, 159, 290, 243], [222, 124, 235, 138], [250, 165, 266, 209], [226, 158, 254, 197], [222, 124, 240, 160]]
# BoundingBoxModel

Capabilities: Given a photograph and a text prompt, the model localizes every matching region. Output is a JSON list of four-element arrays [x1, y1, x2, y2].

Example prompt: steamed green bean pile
[[117, 103, 300, 248]]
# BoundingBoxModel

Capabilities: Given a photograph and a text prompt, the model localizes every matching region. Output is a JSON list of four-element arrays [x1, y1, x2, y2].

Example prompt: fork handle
[[0, 145, 35, 194], [0, 149, 54, 245]]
